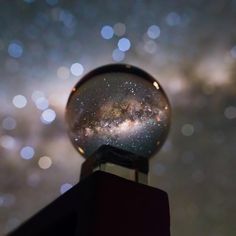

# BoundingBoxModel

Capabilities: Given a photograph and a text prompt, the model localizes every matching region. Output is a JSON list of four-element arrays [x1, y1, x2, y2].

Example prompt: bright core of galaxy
[[66, 68, 170, 158]]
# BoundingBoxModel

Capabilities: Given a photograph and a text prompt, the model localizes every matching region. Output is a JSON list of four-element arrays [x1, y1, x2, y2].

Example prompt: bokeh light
[[0, 135, 16, 150], [57, 66, 70, 80], [112, 48, 125, 62], [181, 124, 194, 136], [113, 22, 126, 36], [31, 91, 45, 102], [2, 117, 17, 130], [70, 63, 84, 76], [35, 97, 49, 110], [40, 109, 56, 124], [144, 40, 157, 54], [20, 146, 35, 160], [147, 25, 161, 39], [100, 25, 114, 39], [60, 183, 73, 194], [8, 41, 23, 58], [38, 156, 52, 169], [224, 106, 236, 119], [12, 95, 27, 109], [166, 12, 181, 26], [117, 37, 131, 52]]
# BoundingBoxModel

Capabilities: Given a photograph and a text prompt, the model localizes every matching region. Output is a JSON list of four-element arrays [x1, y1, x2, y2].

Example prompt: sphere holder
[[80, 145, 149, 184]]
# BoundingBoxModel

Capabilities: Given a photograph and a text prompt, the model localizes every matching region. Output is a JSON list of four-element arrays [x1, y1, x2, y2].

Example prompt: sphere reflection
[[66, 64, 171, 159]]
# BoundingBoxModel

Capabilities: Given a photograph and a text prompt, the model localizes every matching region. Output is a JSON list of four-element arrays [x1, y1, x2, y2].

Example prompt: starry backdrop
[[0, 0, 236, 235]]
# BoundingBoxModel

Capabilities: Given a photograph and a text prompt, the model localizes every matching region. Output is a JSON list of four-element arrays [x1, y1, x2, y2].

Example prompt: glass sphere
[[66, 64, 171, 159]]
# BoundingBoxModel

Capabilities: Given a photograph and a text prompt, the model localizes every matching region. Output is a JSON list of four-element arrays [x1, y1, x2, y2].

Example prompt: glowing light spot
[[144, 40, 157, 54], [113, 22, 126, 36], [59, 10, 75, 28], [2, 117, 16, 130], [70, 63, 84, 76], [57, 66, 70, 80], [60, 183, 73, 194], [224, 106, 236, 119], [41, 109, 56, 124], [153, 81, 160, 89], [31, 90, 45, 102], [166, 12, 181, 26], [78, 146, 85, 154], [8, 41, 23, 58], [230, 46, 236, 59], [147, 25, 160, 39], [181, 124, 194, 136], [100, 25, 114, 39], [118, 38, 131, 52], [0, 194, 16, 207], [0, 135, 16, 150], [112, 48, 125, 62], [12, 95, 27, 108], [38, 156, 52, 169], [35, 97, 49, 110], [20, 146, 35, 160]]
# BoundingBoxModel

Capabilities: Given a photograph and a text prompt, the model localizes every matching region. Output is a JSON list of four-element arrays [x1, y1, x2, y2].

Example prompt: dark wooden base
[[9, 171, 170, 236]]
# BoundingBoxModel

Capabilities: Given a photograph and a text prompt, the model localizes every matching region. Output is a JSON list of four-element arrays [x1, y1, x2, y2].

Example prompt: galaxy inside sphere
[[66, 65, 171, 159]]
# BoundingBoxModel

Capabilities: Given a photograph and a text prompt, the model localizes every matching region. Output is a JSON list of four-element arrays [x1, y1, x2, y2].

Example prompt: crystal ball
[[66, 64, 171, 159]]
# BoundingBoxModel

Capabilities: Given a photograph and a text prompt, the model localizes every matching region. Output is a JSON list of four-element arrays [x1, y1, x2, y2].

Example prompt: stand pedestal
[[9, 171, 170, 236]]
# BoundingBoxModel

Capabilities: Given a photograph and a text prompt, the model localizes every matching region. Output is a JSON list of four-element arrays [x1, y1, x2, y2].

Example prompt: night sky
[[0, 0, 236, 235]]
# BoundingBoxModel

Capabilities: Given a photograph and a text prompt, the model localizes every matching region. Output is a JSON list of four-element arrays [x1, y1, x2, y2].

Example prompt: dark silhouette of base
[[9, 171, 170, 236]]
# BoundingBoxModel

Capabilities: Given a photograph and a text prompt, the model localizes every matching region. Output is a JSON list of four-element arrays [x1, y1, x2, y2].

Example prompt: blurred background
[[0, 0, 236, 235]]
